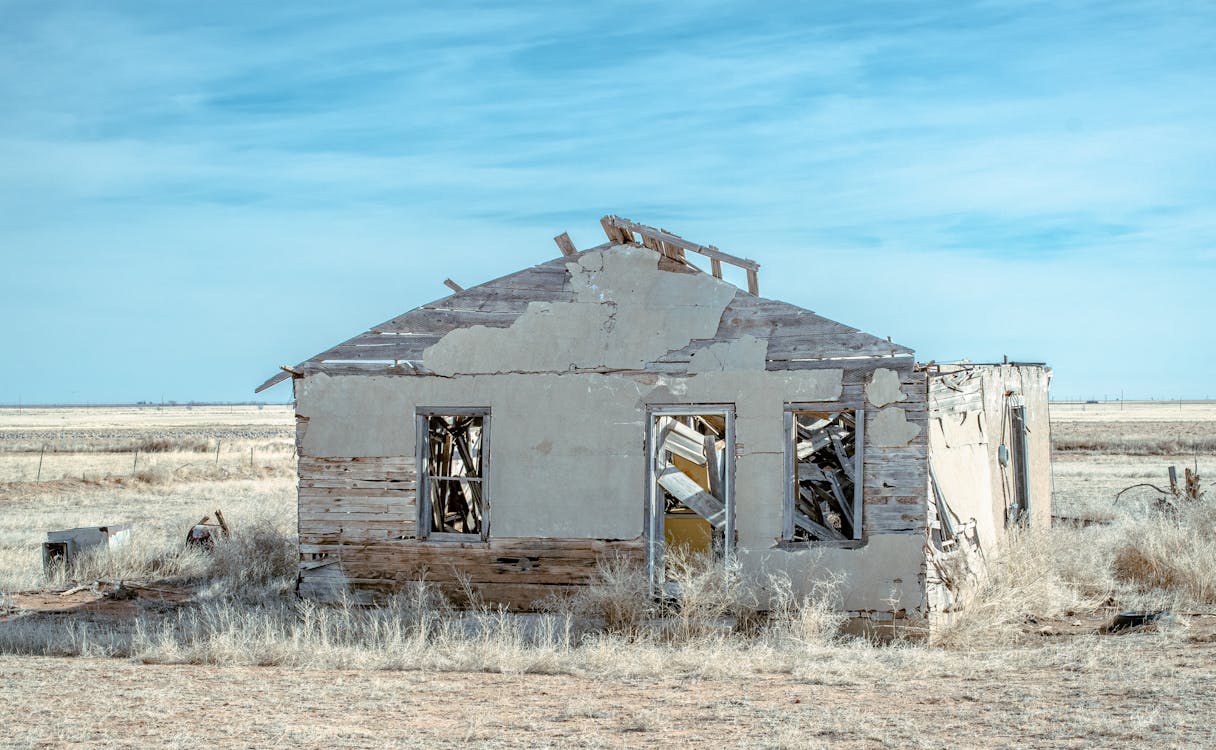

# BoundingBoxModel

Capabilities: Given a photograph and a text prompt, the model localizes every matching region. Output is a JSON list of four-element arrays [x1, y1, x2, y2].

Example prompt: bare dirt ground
[[0, 402, 1214, 748], [3, 636, 1215, 749]]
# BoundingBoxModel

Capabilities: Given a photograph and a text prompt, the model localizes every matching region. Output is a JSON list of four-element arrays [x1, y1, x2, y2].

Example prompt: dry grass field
[[0, 402, 1214, 748]]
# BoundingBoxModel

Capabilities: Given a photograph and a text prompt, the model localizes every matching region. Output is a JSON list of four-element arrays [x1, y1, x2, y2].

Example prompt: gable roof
[[256, 228, 912, 393]]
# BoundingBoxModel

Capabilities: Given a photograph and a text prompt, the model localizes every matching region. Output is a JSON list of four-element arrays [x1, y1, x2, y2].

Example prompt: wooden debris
[[553, 232, 577, 256], [600, 215, 761, 293], [424, 415, 485, 536], [186, 510, 232, 550], [653, 415, 729, 544], [443, 278, 464, 293], [791, 411, 861, 541], [657, 467, 725, 529]]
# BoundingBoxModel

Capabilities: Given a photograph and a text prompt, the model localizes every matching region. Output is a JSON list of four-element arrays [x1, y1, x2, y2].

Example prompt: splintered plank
[[553, 232, 577, 256], [601, 216, 760, 271], [659, 420, 709, 464], [793, 511, 845, 541], [657, 467, 725, 528]]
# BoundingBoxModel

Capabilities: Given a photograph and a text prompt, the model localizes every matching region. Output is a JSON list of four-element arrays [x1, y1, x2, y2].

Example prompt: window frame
[[415, 407, 491, 542], [782, 403, 866, 546]]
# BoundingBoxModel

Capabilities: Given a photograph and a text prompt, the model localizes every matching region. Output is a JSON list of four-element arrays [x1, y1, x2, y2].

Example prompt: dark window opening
[[786, 409, 864, 542], [418, 411, 488, 540]]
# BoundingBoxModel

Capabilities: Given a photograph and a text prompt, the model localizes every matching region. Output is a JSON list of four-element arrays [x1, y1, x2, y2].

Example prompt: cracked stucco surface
[[866, 368, 906, 407], [299, 367, 844, 540], [295, 364, 927, 611], [687, 334, 767, 373], [869, 407, 921, 447], [422, 245, 738, 376]]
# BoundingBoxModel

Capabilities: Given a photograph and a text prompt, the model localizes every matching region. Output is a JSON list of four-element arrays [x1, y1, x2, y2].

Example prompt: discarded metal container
[[42, 524, 132, 575]]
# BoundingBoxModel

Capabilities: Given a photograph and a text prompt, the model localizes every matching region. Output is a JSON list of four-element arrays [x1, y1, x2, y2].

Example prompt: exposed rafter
[[600, 215, 761, 295]]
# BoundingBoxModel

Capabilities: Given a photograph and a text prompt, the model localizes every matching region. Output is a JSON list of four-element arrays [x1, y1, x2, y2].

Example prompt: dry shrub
[[48, 530, 211, 586], [560, 549, 842, 647], [1109, 498, 1216, 605], [562, 548, 757, 642], [662, 547, 757, 641], [43, 513, 297, 599], [205, 518, 297, 590], [133, 438, 213, 453], [762, 570, 847, 645], [932, 526, 1098, 649], [559, 553, 655, 636]]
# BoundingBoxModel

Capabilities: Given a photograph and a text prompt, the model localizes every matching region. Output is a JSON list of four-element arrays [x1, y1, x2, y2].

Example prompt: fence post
[[132, 449, 139, 475], [36, 444, 45, 482], [215, 440, 221, 466]]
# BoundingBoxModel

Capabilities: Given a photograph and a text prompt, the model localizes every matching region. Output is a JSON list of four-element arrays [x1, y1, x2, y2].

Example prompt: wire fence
[[0, 441, 297, 484]]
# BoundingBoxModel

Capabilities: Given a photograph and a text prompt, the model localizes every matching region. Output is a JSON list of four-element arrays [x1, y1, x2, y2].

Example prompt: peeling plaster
[[869, 406, 921, 447], [866, 368, 906, 407], [938, 410, 986, 448], [687, 334, 768, 373], [422, 245, 738, 375]]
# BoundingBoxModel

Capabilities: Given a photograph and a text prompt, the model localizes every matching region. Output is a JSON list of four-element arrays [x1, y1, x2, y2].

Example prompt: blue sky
[[1, 1, 1213, 403]]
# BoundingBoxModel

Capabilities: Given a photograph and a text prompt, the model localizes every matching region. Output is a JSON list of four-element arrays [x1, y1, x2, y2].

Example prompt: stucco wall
[[296, 364, 928, 612], [927, 364, 1053, 550], [292, 242, 931, 615]]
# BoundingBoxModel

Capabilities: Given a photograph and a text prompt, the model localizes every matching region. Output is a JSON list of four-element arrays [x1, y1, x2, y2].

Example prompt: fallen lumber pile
[[791, 411, 859, 541]]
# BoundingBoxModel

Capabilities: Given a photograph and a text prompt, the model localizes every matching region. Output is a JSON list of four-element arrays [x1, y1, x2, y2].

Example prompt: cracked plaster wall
[[298, 363, 926, 612], [422, 245, 739, 375], [294, 245, 928, 613], [926, 364, 1052, 553]]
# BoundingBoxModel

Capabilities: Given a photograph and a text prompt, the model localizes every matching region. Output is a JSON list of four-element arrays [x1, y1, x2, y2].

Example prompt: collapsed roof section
[[256, 217, 913, 392]]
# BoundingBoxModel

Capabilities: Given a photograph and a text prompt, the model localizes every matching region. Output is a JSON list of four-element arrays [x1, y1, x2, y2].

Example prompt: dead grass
[[2, 404, 1216, 747], [2, 634, 1213, 749], [931, 526, 1101, 648]]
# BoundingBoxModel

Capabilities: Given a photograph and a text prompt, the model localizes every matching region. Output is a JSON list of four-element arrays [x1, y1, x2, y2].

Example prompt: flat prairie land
[[3, 638, 1215, 749], [0, 402, 1214, 748], [1050, 401, 1215, 518]]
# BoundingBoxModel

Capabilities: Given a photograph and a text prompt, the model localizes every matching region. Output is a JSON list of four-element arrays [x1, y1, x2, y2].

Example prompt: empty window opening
[[417, 411, 488, 540], [647, 409, 735, 592], [785, 409, 865, 542]]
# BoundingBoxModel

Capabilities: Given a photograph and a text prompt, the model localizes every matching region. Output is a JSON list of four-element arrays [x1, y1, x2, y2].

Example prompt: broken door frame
[[643, 405, 736, 595]]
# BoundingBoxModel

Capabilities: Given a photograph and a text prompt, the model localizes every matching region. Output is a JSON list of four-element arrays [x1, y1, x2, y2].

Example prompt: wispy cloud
[[1, 1, 1213, 401]]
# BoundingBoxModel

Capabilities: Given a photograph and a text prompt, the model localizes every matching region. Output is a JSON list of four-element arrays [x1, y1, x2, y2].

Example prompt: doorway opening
[[645, 406, 735, 596]]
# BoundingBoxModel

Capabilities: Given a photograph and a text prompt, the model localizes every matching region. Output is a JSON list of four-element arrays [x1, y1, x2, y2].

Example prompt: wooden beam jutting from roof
[[443, 278, 465, 293], [553, 232, 577, 257], [600, 215, 761, 295]]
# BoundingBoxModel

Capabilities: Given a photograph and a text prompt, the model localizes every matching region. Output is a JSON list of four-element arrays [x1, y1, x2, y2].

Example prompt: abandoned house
[[256, 216, 1052, 633]]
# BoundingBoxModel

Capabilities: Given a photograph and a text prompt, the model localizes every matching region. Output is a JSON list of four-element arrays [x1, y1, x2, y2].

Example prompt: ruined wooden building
[[257, 216, 1052, 633]]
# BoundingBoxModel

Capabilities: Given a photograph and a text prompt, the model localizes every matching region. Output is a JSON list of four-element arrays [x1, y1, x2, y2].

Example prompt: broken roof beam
[[553, 232, 577, 257], [443, 278, 465, 293], [600, 216, 632, 245], [600, 215, 761, 288], [254, 369, 293, 393]]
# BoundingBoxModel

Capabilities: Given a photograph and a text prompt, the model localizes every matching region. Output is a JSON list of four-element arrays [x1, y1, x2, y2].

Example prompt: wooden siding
[[298, 456, 418, 543], [299, 537, 645, 609], [863, 366, 929, 535], [296, 452, 644, 608]]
